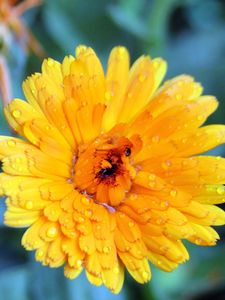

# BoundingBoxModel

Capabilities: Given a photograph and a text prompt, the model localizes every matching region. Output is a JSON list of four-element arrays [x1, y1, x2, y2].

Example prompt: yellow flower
[[1, 45, 225, 293]]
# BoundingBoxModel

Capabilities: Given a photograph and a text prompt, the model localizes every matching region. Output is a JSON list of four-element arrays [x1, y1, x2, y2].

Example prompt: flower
[[0, 0, 44, 58], [1, 45, 225, 293]]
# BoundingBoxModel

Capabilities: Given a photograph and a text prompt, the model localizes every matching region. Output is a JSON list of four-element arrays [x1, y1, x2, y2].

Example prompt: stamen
[[98, 202, 116, 213]]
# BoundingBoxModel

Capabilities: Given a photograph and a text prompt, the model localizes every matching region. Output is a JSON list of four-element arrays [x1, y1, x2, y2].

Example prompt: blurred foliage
[[1, 0, 225, 299]]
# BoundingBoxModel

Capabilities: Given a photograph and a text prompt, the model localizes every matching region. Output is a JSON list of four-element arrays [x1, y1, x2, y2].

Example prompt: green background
[[0, 0, 225, 299]]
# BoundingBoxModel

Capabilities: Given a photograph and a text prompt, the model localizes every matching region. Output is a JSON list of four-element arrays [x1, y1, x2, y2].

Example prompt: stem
[[12, 0, 42, 17], [0, 54, 12, 107]]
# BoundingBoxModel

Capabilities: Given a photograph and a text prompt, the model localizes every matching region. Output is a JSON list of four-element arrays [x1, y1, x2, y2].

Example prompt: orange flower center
[[73, 133, 140, 209]]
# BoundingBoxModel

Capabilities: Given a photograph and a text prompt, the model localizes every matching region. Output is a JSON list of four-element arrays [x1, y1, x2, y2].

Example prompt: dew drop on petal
[[148, 174, 156, 181], [76, 259, 83, 267], [85, 209, 93, 218], [138, 74, 146, 82], [12, 110, 21, 118], [156, 218, 164, 225], [84, 246, 89, 252], [47, 226, 58, 238], [81, 197, 90, 205], [104, 91, 111, 101], [78, 216, 85, 223], [142, 271, 149, 280], [62, 244, 68, 251], [128, 221, 134, 228], [170, 189, 177, 197], [130, 194, 137, 201], [153, 60, 159, 69], [151, 135, 160, 143], [175, 94, 182, 100], [113, 267, 119, 274], [36, 250, 44, 258], [197, 115, 203, 121], [195, 238, 203, 245], [47, 59, 54, 66], [7, 140, 16, 147], [118, 47, 126, 56], [103, 246, 110, 254], [25, 201, 33, 210], [161, 201, 169, 208], [217, 186, 225, 195], [162, 160, 171, 170], [119, 213, 125, 218]]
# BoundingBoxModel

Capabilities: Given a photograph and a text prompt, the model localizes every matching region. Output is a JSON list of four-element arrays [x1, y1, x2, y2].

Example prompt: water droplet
[[161, 201, 169, 208], [103, 246, 110, 254], [153, 60, 159, 68], [113, 267, 119, 274], [25, 201, 33, 210], [142, 271, 149, 280], [47, 59, 54, 66], [85, 209, 93, 218], [197, 115, 203, 121], [138, 74, 146, 82], [81, 197, 90, 205], [157, 260, 162, 265], [84, 246, 89, 252], [170, 189, 177, 197], [156, 218, 163, 224], [119, 213, 125, 218], [96, 225, 101, 230], [148, 174, 156, 181], [148, 173, 156, 188], [62, 244, 68, 251], [76, 259, 83, 267], [130, 194, 137, 201], [78, 216, 85, 223], [128, 221, 134, 227], [105, 91, 111, 101], [82, 101, 87, 106], [47, 226, 58, 238], [12, 110, 21, 118], [36, 250, 44, 258], [118, 47, 126, 56], [162, 160, 171, 170], [175, 94, 182, 100], [148, 181, 155, 188], [217, 186, 225, 195], [7, 140, 16, 147], [151, 135, 160, 143], [45, 125, 51, 131], [195, 238, 203, 245]]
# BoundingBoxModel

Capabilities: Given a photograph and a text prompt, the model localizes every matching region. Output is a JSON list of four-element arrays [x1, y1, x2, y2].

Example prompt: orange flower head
[[1, 45, 225, 293]]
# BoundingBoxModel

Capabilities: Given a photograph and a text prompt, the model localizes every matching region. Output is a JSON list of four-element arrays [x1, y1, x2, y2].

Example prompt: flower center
[[72, 134, 138, 208]]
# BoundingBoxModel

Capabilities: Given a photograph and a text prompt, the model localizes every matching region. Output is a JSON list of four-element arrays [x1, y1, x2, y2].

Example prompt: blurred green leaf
[[107, 3, 147, 39]]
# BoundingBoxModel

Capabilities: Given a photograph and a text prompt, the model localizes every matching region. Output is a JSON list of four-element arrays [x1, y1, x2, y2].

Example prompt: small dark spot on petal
[[124, 148, 131, 157]]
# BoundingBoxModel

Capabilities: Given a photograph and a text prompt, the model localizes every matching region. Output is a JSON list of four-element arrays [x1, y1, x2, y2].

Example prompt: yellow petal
[[102, 46, 130, 131]]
